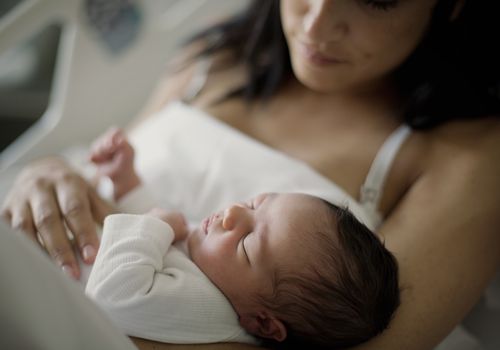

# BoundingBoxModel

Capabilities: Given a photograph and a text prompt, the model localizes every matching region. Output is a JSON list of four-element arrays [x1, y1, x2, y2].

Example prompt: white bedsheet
[[0, 221, 138, 350]]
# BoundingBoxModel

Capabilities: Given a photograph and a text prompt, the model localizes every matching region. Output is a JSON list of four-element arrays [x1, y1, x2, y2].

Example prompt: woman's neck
[[298, 73, 398, 103], [281, 77, 403, 125]]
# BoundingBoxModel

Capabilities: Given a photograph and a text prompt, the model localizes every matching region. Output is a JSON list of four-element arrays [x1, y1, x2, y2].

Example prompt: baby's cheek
[[189, 233, 235, 269], [197, 245, 227, 270]]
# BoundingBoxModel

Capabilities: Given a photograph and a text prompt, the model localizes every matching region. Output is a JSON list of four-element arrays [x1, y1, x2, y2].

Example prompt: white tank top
[[158, 58, 412, 230], [129, 99, 410, 231]]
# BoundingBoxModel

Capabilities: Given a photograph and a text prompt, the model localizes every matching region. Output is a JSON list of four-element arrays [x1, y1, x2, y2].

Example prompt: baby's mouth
[[201, 217, 209, 235], [202, 212, 221, 234]]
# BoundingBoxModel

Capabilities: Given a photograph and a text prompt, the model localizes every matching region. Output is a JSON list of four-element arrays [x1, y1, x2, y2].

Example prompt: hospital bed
[[0, 0, 248, 198], [0, 1, 498, 349]]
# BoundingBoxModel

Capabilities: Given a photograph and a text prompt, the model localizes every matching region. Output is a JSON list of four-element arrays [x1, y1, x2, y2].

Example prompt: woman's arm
[[131, 338, 262, 350], [130, 121, 500, 350], [353, 120, 500, 350], [125, 42, 205, 131]]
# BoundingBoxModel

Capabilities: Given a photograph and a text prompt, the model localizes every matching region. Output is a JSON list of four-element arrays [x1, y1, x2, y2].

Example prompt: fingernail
[[62, 265, 75, 278], [82, 245, 96, 263]]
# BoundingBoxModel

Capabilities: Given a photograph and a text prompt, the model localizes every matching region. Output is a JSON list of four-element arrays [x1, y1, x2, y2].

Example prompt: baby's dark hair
[[257, 200, 400, 349]]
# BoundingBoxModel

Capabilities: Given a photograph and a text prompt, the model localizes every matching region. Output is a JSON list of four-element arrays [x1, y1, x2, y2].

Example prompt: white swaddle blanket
[[129, 100, 380, 230]]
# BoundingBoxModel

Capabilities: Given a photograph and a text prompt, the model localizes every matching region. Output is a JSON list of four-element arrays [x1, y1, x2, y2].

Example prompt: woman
[[2, 0, 500, 349]]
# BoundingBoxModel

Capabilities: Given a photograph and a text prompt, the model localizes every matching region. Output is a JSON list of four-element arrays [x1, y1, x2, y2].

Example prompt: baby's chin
[[184, 225, 203, 259]]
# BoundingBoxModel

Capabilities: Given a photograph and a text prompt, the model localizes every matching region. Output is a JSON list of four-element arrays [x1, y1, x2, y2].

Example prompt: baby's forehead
[[273, 192, 328, 209], [286, 193, 334, 221], [267, 197, 337, 260]]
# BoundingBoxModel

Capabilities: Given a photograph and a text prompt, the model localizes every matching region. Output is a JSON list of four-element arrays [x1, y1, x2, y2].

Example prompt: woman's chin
[[292, 65, 351, 94]]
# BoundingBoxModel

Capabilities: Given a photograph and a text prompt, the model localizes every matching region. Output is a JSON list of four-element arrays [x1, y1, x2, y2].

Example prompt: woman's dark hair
[[395, 0, 500, 128], [187, 0, 500, 129]]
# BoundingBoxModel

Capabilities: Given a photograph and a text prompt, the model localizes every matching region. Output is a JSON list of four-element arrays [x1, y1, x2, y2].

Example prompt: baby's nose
[[222, 205, 248, 232]]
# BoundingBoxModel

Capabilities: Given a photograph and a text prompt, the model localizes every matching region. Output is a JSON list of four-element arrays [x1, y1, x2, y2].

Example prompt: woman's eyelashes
[[361, 0, 398, 11]]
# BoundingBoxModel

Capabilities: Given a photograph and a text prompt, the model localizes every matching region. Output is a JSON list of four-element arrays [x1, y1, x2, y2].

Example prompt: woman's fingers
[[55, 180, 100, 266], [10, 204, 37, 243], [29, 186, 80, 279], [2, 188, 38, 244], [1, 206, 12, 227], [1, 157, 116, 279]]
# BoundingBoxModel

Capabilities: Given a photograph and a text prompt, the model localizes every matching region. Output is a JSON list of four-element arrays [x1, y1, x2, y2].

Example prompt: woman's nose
[[303, 0, 348, 43], [222, 204, 251, 234]]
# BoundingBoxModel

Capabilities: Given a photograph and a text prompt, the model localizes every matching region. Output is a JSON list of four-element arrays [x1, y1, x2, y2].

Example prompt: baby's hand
[[146, 208, 188, 242], [89, 127, 140, 200]]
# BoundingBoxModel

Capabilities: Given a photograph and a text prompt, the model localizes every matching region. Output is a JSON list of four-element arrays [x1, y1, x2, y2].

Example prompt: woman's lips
[[298, 43, 346, 66]]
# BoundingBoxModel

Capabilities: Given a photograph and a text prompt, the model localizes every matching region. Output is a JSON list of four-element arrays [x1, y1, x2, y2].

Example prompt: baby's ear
[[239, 311, 287, 342]]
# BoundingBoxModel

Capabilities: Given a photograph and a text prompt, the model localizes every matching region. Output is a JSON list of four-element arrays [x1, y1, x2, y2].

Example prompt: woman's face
[[280, 0, 439, 94]]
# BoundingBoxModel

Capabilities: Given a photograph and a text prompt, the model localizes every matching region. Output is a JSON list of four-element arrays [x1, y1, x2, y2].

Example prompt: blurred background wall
[[0, 0, 248, 198]]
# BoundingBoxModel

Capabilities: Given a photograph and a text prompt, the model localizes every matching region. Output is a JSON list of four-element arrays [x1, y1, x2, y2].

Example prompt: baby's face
[[187, 192, 327, 316]]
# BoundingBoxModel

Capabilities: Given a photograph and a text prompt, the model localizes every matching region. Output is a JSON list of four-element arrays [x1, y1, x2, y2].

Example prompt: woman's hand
[[1, 157, 115, 279]]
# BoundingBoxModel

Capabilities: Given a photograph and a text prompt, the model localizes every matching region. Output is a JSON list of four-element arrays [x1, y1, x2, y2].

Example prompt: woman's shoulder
[[126, 41, 213, 130], [389, 115, 500, 219], [423, 116, 500, 160], [127, 42, 243, 131], [410, 115, 500, 201]]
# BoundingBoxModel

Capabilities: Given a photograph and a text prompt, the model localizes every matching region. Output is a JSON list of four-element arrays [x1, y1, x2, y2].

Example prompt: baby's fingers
[[89, 127, 124, 163]]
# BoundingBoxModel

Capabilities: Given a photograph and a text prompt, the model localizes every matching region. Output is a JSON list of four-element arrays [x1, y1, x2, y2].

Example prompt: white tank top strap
[[360, 124, 412, 213], [181, 57, 212, 103]]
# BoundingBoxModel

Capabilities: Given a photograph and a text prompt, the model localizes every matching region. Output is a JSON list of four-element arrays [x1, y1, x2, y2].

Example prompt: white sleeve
[[86, 214, 175, 303]]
